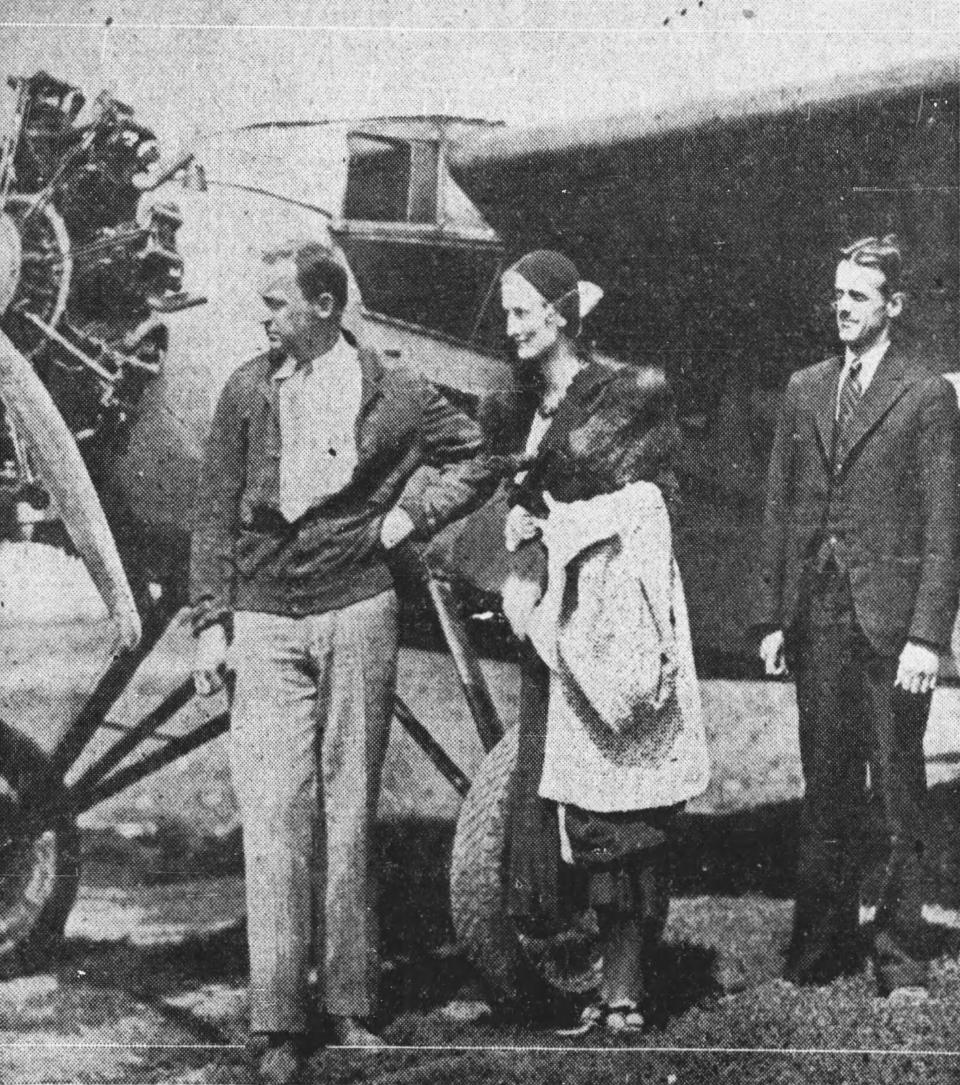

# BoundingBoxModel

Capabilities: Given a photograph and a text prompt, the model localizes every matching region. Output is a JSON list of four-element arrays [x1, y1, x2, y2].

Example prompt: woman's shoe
[[329, 1015, 386, 1047], [555, 1003, 604, 1037], [256, 1037, 304, 1084], [555, 1001, 645, 1037], [604, 1001, 645, 1035]]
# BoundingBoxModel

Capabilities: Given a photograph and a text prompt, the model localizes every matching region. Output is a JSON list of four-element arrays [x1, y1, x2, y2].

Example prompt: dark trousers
[[787, 567, 931, 992]]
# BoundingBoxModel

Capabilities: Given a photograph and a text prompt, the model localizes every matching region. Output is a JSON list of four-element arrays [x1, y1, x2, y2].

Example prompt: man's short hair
[[293, 242, 349, 309], [839, 235, 903, 295]]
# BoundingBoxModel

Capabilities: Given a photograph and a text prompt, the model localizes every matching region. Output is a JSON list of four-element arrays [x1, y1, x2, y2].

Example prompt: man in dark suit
[[752, 235, 960, 998]]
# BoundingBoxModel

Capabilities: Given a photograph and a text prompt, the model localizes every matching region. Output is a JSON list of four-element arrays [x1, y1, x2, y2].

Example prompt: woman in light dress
[[495, 250, 710, 1035]]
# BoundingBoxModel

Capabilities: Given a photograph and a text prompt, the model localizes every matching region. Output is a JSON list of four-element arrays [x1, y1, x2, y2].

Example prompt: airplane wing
[[448, 56, 958, 377], [447, 56, 958, 660]]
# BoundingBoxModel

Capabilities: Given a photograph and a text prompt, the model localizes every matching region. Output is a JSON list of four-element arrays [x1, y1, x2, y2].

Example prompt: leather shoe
[[783, 946, 863, 987], [256, 1036, 303, 1085], [883, 985, 931, 1005], [329, 1015, 386, 1047]]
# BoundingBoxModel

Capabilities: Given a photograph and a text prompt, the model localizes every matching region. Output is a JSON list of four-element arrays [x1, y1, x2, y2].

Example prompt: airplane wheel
[[450, 726, 601, 1006], [0, 722, 80, 977]]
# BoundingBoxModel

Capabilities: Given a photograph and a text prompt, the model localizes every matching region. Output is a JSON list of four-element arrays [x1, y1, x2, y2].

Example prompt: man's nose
[[506, 314, 521, 338]]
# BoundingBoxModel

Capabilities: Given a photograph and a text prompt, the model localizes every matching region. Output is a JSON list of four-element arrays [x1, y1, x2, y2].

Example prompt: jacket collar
[[260, 331, 385, 411], [339, 323, 388, 412], [813, 345, 912, 468], [271, 332, 356, 382], [357, 345, 386, 414]]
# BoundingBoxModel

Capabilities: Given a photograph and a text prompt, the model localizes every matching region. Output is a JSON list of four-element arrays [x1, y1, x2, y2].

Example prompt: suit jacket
[[751, 344, 960, 656]]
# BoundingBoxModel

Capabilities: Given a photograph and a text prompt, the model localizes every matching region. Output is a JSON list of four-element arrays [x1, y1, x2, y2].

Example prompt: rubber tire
[[450, 726, 601, 1007], [0, 722, 80, 977]]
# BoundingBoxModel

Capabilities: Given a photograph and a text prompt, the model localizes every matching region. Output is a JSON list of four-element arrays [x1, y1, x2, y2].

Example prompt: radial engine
[[0, 71, 202, 521]]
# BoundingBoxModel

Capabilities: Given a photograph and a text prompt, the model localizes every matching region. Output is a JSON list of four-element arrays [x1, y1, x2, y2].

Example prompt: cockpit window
[[343, 133, 439, 224]]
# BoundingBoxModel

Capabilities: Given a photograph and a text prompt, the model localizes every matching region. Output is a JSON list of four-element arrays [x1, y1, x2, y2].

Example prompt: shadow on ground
[[673, 775, 960, 908], [64, 772, 960, 1024], [55, 925, 250, 1044], [82, 768, 960, 912], [9, 790, 959, 1084], [72, 815, 725, 1030]]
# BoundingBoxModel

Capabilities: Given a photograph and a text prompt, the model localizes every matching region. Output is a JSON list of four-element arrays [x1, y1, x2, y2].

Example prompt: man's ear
[[545, 304, 567, 331], [313, 291, 336, 319], [886, 291, 905, 320]]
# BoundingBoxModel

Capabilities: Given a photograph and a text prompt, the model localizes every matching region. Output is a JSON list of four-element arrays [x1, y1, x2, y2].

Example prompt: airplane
[[6, 59, 955, 663], [0, 70, 520, 979], [441, 54, 960, 664], [163, 53, 959, 669], [0, 52, 954, 984]]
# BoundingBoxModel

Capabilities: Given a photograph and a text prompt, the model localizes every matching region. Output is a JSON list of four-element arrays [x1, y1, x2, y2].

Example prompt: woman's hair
[[506, 249, 582, 337]]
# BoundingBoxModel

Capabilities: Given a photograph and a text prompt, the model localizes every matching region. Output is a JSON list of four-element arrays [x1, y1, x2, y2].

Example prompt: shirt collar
[[843, 332, 891, 387], [272, 333, 356, 382]]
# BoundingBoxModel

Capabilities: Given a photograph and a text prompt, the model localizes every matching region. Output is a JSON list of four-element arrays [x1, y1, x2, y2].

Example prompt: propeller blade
[[0, 329, 141, 650]]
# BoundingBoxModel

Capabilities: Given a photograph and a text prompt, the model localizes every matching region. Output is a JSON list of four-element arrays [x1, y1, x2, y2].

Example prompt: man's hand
[[504, 504, 543, 553], [380, 507, 415, 550], [501, 572, 542, 639], [896, 640, 939, 695], [759, 629, 788, 676], [194, 623, 228, 697]]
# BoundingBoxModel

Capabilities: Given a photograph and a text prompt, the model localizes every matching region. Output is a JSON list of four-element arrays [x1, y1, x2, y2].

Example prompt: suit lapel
[[813, 356, 843, 464], [835, 346, 911, 471]]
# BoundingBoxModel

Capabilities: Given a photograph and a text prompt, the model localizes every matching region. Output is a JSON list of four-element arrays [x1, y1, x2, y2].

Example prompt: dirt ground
[[4, 879, 960, 1083], [2, 562, 960, 1080]]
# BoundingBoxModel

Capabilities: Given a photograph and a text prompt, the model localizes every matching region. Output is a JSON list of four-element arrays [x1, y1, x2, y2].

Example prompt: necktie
[[837, 359, 863, 438]]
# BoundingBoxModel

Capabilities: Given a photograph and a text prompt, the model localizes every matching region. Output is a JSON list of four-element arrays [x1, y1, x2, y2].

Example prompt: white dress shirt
[[274, 335, 363, 522]]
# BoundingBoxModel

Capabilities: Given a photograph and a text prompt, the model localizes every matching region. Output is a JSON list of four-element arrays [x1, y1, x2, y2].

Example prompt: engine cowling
[[0, 70, 200, 477]]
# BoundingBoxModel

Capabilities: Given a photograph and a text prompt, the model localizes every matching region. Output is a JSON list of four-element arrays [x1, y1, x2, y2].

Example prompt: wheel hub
[[0, 789, 58, 936], [0, 732, 80, 974]]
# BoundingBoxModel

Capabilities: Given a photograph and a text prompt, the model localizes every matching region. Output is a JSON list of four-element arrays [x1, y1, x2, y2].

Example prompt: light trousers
[[229, 590, 398, 1031]]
